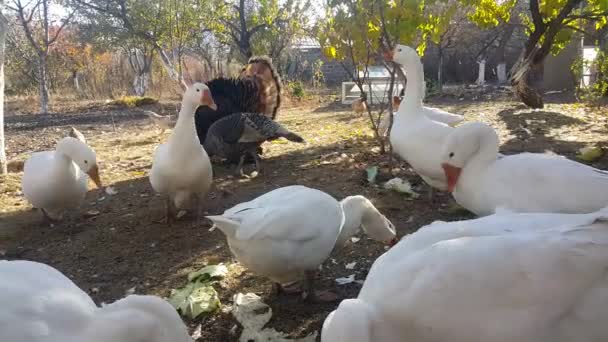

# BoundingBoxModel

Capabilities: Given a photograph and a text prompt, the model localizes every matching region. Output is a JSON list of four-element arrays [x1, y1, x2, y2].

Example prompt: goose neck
[[466, 126, 500, 172], [55, 139, 77, 166], [335, 196, 369, 249], [169, 102, 198, 145], [398, 58, 425, 112]]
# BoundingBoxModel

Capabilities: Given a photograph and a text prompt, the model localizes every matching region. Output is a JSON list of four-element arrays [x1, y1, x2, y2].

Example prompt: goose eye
[[84, 160, 88, 164], [196, 88, 200, 92], [449, 152, 454, 158], [398, 48, 402, 52]]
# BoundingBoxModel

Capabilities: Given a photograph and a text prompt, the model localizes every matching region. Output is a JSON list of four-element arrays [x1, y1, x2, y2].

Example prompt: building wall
[[287, 48, 354, 85], [542, 39, 581, 91]]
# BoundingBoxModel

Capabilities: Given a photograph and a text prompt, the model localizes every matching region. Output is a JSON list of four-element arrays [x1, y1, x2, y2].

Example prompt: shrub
[[287, 81, 305, 99], [571, 51, 608, 104], [111, 96, 159, 107]]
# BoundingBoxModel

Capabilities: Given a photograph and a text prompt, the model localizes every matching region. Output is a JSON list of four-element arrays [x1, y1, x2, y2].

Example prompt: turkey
[[203, 112, 304, 175], [194, 55, 282, 148], [239, 55, 282, 120]]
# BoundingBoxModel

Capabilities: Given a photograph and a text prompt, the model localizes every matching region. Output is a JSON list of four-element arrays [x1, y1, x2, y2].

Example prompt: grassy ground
[[0, 90, 607, 341]]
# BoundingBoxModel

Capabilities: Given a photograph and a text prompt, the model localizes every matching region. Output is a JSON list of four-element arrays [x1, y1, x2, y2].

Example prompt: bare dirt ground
[[1, 89, 607, 341]]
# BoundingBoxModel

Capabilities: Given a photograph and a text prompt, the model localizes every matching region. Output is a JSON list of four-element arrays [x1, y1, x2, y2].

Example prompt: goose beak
[[87, 165, 102, 189], [201, 89, 217, 110], [441, 163, 461, 193], [383, 48, 395, 62]]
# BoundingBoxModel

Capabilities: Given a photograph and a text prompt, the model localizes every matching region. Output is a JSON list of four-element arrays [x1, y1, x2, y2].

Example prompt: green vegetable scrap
[[168, 264, 228, 319], [366, 166, 378, 184], [576, 146, 603, 163]]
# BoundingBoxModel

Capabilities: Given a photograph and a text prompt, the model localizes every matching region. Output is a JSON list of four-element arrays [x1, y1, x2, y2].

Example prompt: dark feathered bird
[[194, 77, 264, 144], [195, 56, 282, 152], [203, 112, 304, 176]]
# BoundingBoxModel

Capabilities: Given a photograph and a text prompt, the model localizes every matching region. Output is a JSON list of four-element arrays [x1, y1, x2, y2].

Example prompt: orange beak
[[392, 96, 402, 109], [87, 165, 102, 189], [441, 163, 462, 193], [383, 48, 395, 62], [201, 89, 217, 110]]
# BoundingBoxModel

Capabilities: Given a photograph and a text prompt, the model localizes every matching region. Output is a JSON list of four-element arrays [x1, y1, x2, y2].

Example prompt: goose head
[[383, 44, 420, 67], [441, 122, 499, 192], [338, 195, 397, 249], [322, 298, 374, 342], [184, 82, 217, 110], [88, 295, 192, 342], [56, 137, 102, 188]]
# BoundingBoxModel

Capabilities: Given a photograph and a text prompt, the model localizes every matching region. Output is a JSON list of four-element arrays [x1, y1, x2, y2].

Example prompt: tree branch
[[48, 9, 77, 46], [248, 23, 269, 36], [529, 0, 544, 30], [13, 0, 42, 53]]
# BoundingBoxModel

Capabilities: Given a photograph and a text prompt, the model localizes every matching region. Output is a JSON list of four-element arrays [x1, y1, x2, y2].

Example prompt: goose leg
[[303, 270, 338, 303], [273, 282, 302, 296], [252, 150, 263, 175], [273, 282, 283, 296], [193, 194, 203, 228], [40, 208, 56, 226], [235, 154, 247, 177], [161, 196, 177, 225]]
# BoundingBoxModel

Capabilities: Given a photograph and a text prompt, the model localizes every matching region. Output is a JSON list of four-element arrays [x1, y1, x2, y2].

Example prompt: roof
[[292, 38, 321, 50]]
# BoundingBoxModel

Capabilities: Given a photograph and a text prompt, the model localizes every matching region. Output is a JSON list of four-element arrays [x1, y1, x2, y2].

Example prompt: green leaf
[[168, 282, 221, 319], [168, 264, 228, 319], [366, 166, 378, 184], [189, 285, 221, 318], [187, 264, 228, 282], [576, 146, 604, 162]]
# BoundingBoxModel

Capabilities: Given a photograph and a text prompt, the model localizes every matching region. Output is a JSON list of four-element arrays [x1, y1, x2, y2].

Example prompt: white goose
[[0, 260, 192, 342], [322, 208, 608, 342], [207, 185, 397, 302], [149, 81, 216, 223], [392, 88, 464, 127], [383, 44, 454, 192], [441, 121, 608, 216], [21, 136, 102, 221]]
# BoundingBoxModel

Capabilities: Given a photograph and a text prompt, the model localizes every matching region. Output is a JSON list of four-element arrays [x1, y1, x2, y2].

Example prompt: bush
[[111, 96, 159, 107], [571, 51, 608, 104], [425, 77, 439, 96], [287, 81, 306, 99]]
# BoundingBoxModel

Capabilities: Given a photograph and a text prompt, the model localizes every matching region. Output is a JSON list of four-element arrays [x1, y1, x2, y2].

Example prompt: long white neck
[[397, 57, 425, 115], [335, 196, 369, 249], [465, 125, 500, 172], [168, 101, 198, 148], [55, 138, 79, 167]]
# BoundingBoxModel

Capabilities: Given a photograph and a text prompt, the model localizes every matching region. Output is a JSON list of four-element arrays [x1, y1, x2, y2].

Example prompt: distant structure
[[287, 38, 353, 85]]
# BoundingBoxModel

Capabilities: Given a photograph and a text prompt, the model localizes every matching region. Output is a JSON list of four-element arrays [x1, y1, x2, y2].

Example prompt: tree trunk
[[510, 0, 583, 108], [476, 59, 486, 85], [128, 48, 153, 96], [0, 10, 7, 175], [438, 47, 444, 94], [38, 54, 50, 113], [133, 73, 149, 96]]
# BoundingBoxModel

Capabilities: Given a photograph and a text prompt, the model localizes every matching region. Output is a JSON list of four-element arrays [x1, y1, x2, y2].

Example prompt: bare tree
[[0, 3, 7, 174], [125, 45, 154, 96], [8, 0, 75, 113]]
